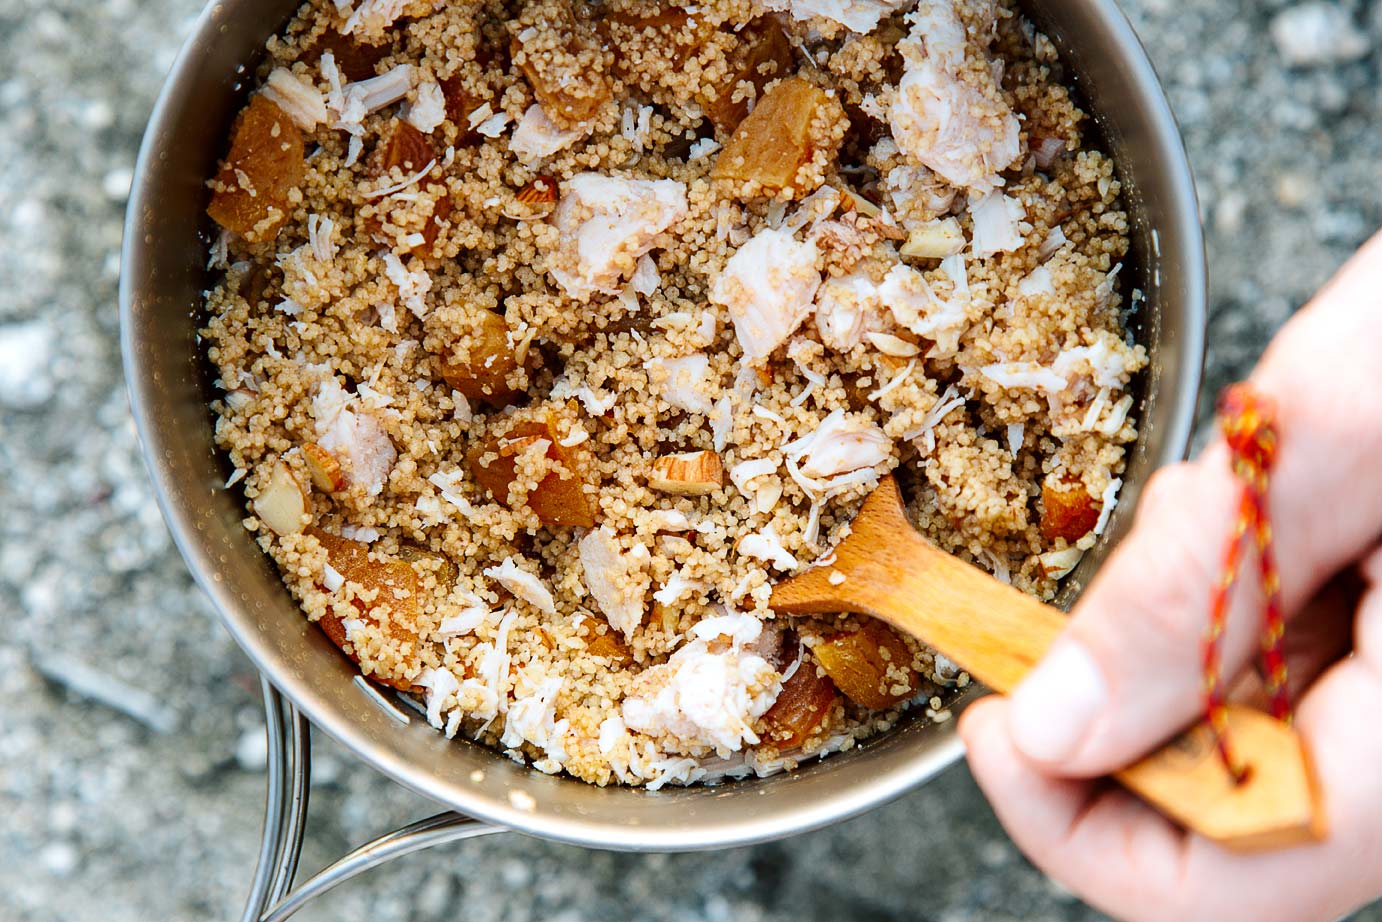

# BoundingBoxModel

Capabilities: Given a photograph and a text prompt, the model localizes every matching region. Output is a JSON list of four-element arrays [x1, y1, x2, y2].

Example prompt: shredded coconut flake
[[484, 556, 557, 616]]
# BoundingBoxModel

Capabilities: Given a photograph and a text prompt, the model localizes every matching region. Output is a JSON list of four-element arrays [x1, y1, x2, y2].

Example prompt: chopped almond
[[302, 443, 346, 493], [255, 460, 308, 536], [900, 218, 966, 259], [813, 619, 918, 710], [649, 450, 725, 496], [207, 95, 305, 243], [514, 174, 559, 205]]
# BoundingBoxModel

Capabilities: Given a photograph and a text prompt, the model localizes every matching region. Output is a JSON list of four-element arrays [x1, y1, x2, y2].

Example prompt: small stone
[[102, 166, 134, 202], [39, 842, 79, 878], [235, 726, 268, 771], [1270, 3, 1369, 66], [500, 858, 533, 888], [1273, 172, 1313, 208], [0, 321, 55, 409], [1214, 191, 1248, 235]]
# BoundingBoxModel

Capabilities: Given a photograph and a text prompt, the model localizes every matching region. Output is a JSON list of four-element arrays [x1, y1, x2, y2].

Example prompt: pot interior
[[121, 0, 1204, 850]]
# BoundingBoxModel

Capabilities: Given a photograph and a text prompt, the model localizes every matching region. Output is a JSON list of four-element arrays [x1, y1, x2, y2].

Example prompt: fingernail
[[1008, 640, 1106, 764]]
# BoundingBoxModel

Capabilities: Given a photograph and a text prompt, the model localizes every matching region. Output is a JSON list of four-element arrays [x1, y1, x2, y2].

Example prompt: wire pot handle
[[241, 680, 504, 922]]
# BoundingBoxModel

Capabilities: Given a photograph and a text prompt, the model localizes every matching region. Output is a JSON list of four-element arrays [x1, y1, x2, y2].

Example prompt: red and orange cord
[[1203, 383, 1288, 783]]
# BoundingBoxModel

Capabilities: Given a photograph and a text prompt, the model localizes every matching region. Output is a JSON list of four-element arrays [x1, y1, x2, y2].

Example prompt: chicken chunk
[[578, 527, 652, 641], [546, 174, 688, 300], [710, 227, 822, 364], [888, 0, 1021, 194]]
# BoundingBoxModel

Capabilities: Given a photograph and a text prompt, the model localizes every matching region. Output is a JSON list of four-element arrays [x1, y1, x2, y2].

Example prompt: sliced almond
[[514, 174, 559, 205], [865, 331, 921, 357], [840, 186, 881, 219], [255, 460, 307, 536], [649, 450, 725, 496], [900, 217, 966, 259], [302, 442, 346, 492], [1038, 546, 1084, 580]]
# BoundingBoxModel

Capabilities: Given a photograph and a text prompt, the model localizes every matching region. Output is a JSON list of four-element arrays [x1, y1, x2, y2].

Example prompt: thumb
[[1005, 232, 1382, 777]]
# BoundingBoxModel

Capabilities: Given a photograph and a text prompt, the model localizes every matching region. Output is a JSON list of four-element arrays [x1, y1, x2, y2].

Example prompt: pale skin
[[960, 232, 1382, 922]]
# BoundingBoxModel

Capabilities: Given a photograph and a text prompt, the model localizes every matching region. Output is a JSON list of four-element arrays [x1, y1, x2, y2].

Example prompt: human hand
[[960, 232, 1382, 922]]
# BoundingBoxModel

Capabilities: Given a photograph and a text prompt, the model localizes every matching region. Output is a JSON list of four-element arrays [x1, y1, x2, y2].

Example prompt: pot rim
[[120, 0, 1205, 851]]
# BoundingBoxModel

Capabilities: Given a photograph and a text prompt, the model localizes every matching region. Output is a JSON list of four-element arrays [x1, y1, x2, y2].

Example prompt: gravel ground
[[2, 0, 1380, 919]]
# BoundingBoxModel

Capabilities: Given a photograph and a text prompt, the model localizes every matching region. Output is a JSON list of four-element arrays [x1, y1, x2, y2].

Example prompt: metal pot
[[121, 0, 1205, 855]]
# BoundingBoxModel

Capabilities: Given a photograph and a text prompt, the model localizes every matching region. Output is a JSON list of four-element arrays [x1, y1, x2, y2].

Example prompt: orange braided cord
[[1203, 383, 1285, 781]]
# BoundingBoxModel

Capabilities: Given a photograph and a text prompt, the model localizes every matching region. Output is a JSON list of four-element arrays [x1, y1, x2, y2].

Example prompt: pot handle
[[240, 679, 504, 922]]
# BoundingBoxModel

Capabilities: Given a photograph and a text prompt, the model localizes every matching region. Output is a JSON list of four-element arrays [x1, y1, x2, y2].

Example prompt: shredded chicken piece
[[578, 528, 651, 641], [888, 0, 1022, 193], [646, 353, 717, 415], [784, 409, 891, 479], [547, 174, 688, 300], [711, 228, 822, 364], [760, 0, 914, 32], [622, 614, 783, 754]]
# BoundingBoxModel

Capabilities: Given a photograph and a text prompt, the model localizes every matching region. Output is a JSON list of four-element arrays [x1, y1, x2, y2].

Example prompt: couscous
[[201, 0, 1145, 787]]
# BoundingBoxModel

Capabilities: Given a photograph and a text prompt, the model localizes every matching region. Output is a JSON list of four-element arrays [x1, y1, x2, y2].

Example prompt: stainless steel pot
[[121, 0, 1205, 855]]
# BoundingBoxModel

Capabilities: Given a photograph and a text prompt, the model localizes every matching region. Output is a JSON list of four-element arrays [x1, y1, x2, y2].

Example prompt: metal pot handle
[[241, 680, 504, 922]]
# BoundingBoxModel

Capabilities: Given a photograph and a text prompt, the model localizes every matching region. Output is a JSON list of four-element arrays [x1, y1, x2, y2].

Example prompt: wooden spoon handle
[[875, 548, 1323, 850], [770, 478, 1325, 850]]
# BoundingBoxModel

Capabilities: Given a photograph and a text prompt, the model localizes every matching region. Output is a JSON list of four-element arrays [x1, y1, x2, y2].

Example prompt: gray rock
[[0, 320, 55, 409], [1270, 3, 1370, 66]]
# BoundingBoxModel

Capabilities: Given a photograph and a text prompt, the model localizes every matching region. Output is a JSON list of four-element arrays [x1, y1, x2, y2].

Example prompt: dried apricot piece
[[813, 619, 918, 710], [395, 543, 459, 591], [438, 309, 519, 407], [207, 95, 306, 243], [368, 118, 436, 177], [467, 410, 598, 528], [511, 3, 611, 128], [762, 655, 839, 749], [1040, 476, 1102, 542], [602, 6, 714, 83], [700, 18, 794, 134], [712, 77, 842, 195], [301, 30, 390, 82], [580, 620, 634, 664], [309, 527, 423, 690]]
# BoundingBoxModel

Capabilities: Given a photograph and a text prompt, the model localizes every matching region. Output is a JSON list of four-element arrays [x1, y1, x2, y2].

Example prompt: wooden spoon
[[770, 475, 1326, 851]]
